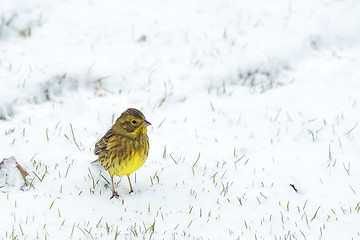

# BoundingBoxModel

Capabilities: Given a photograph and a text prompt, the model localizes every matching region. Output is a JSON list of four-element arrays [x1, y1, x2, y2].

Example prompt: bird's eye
[[131, 120, 137, 124]]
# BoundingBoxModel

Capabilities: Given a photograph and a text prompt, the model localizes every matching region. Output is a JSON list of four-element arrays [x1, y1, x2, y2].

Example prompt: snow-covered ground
[[1, 0, 360, 239]]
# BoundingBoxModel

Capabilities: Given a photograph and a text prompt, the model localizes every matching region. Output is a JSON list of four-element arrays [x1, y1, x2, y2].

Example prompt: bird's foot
[[110, 191, 119, 199], [129, 189, 134, 195]]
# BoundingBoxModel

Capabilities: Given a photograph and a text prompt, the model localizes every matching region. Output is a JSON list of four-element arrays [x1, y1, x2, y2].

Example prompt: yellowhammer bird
[[94, 108, 151, 199]]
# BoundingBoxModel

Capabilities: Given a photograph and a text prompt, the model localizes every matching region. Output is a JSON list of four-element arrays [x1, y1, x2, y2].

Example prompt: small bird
[[94, 108, 151, 199]]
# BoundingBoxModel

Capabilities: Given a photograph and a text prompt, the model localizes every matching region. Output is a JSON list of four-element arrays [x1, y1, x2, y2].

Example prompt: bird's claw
[[110, 191, 119, 199]]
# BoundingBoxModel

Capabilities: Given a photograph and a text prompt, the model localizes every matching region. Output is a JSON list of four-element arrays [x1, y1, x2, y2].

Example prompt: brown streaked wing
[[94, 129, 114, 155]]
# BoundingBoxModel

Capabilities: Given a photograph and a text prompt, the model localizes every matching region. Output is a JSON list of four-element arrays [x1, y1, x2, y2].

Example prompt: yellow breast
[[97, 127, 149, 178], [112, 151, 147, 176]]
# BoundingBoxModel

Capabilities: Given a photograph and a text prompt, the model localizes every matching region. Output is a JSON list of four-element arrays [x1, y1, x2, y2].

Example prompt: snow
[[0, 156, 29, 191], [1, 0, 360, 239]]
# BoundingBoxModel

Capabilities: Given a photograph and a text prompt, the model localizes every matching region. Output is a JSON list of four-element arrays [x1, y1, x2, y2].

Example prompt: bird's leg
[[127, 175, 134, 194], [110, 177, 119, 199]]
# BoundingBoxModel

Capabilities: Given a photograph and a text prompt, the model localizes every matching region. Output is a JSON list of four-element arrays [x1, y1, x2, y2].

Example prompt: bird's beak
[[142, 120, 151, 126]]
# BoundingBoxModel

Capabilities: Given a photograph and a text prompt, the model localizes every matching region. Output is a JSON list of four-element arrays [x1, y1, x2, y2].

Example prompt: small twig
[[101, 174, 110, 185], [260, 192, 267, 199], [290, 184, 298, 192]]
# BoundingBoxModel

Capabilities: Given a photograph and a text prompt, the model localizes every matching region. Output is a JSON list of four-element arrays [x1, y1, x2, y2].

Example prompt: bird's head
[[113, 108, 151, 137]]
